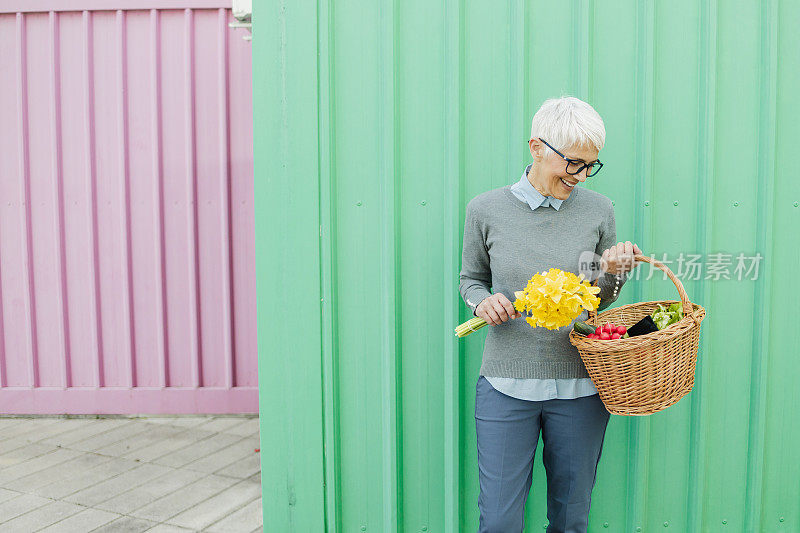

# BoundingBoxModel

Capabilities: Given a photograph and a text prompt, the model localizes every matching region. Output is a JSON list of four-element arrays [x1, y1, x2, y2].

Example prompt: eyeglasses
[[537, 138, 603, 177]]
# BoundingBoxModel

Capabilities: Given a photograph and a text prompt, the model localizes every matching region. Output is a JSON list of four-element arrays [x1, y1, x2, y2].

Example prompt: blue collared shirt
[[484, 164, 598, 401]]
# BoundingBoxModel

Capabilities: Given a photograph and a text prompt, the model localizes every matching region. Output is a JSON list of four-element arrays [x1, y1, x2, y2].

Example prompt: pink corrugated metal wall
[[0, 2, 256, 414]]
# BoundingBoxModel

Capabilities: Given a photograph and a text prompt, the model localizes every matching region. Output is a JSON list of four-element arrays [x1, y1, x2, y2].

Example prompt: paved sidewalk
[[0, 416, 262, 532]]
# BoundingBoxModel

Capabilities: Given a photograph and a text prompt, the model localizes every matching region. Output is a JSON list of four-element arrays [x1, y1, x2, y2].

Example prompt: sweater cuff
[[596, 270, 628, 310], [465, 287, 492, 317], [598, 270, 628, 287]]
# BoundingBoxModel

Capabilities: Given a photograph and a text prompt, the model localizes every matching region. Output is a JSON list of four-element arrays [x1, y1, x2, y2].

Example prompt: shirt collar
[[510, 163, 564, 211]]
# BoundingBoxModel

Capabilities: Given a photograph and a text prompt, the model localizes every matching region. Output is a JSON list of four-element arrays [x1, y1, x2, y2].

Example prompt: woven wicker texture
[[569, 254, 706, 416]]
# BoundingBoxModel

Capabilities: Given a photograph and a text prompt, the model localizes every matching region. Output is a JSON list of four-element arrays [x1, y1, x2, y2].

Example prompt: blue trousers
[[474, 375, 610, 533]]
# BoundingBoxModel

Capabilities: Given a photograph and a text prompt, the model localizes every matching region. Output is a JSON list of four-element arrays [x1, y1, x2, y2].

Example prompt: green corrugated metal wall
[[252, 0, 800, 531]]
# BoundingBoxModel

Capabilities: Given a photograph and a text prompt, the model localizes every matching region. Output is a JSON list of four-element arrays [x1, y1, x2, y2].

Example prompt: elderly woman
[[459, 96, 642, 533]]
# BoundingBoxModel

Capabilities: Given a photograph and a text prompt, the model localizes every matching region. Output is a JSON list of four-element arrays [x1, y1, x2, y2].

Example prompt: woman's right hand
[[476, 293, 522, 326]]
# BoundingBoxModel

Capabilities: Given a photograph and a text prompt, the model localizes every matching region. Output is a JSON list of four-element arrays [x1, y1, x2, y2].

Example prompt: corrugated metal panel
[[0, 5, 257, 414], [0, 2, 230, 13], [254, 0, 800, 531]]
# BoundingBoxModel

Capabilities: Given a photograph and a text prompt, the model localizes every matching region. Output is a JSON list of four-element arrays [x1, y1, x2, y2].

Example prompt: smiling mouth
[[560, 177, 577, 188]]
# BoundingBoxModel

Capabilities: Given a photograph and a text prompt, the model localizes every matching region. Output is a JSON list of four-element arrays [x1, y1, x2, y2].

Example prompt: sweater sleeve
[[594, 201, 628, 312], [459, 202, 493, 317]]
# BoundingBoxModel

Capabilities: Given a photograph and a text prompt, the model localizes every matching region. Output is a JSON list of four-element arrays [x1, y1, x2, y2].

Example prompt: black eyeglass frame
[[536, 138, 603, 177]]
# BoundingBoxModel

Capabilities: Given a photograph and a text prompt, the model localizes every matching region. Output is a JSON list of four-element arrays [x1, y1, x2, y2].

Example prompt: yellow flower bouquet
[[454, 268, 602, 337]]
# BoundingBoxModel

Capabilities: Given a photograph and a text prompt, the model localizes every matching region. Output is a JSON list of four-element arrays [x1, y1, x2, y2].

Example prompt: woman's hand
[[602, 241, 642, 275], [476, 294, 522, 326]]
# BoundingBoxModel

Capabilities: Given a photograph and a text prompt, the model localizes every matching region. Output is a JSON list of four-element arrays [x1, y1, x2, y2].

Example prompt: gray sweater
[[459, 184, 627, 379]]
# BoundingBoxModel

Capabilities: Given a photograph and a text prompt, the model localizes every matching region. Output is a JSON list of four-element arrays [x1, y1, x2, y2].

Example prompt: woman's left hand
[[601, 241, 642, 275]]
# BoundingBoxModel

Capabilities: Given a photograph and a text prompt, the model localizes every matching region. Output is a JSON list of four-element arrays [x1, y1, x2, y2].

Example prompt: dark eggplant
[[627, 315, 659, 337]]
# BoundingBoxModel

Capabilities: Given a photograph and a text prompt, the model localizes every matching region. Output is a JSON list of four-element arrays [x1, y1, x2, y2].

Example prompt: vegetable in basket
[[626, 315, 659, 337], [572, 320, 595, 336], [577, 321, 628, 340], [651, 302, 684, 330], [575, 307, 682, 341]]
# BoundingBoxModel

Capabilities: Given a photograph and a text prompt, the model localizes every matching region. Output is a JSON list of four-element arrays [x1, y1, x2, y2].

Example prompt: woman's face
[[528, 138, 599, 201]]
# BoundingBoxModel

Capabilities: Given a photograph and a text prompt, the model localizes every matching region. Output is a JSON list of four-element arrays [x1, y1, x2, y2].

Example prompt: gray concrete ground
[[0, 416, 262, 532]]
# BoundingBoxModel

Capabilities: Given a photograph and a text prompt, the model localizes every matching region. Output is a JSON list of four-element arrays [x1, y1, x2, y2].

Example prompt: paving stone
[[37, 508, 120, 532], [68, 422, 152, 453], [91, 516, 155, 532], [145, 525, 194, 533], [0, 436, 38, 457], [130, 474, 237, 523], [0, 500, 84, 532], [0, 419, 26, 431], [0, 493, 51, 523], [95, 468, 205, 515], [136, 417, 183, 428], [196, 417, 251, 433], [0, 419, 64, 442], [206, 496, 263, 533], [215, 451, 261, 479], [166, 417, 214, 428], [93, 423, 184, 457], [0, 489, 20, 504], [120, 427, 215, 463], [40, 419, 132, 447], [137, 417, 179, 427], [143, 417, 209, 429], [20, 419, 99, 444], [222, 417, 260, 437], [0, 448, 81, 485], [4, 451, 112, 493], [0, 442, 57, 468], [184, 436, 259, 474], [0, 416, 262, 532], [34, 457, 139, 500], [167, 477, 261, 530], [151, 432, 240, 468], [64, 463, 172, 507]]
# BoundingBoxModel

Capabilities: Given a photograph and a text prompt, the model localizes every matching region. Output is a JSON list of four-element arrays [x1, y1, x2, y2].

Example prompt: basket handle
[[587, 253, 701, 325]]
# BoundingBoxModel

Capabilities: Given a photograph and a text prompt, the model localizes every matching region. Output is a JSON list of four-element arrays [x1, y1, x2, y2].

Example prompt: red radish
[[611, 332, 621, 339], [616, 326, 626, 335], [595, 326, 602, 335], [587, 333, 597, 339], [600, 332, 611, 340]]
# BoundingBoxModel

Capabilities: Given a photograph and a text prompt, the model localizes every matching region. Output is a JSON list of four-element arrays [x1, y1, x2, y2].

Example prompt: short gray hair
[[530, 96, 606, 158]]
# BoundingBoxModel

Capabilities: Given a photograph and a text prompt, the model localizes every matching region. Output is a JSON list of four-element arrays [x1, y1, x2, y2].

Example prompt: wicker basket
[[569, 254, 706, 416]]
